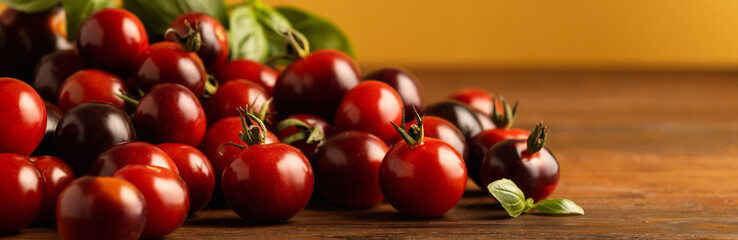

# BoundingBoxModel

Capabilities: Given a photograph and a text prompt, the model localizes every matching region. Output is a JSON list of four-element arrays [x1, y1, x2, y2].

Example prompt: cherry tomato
[[407, 116, 467, 160], [364, 67, 425, 115], [77, 8, 148, 76], [56, 176, 146, 240], [57, 69, 129, 112], [424, 101, 483, 141], [166, 12, 228, 73], [448, 88, 496, 116], [32, 49, 86, 103], [54, 102, 136, 176], [134, 42, 207, 97], [334, 81, 403, 145], [134, 83, 207, 146], [274, 49, 361, 122], [204, 79, 271, 126], [157, 143, 214, 214], [29, 156, 75, 224], [0, 153, 43, 234], [0, 78, 47, 156], [88, 141, 179, 176], [275, 114, 333, 164], [215, 59, 278, 95], [31, 101, 63, 156], [481, 124, 559, 202], [112, 165, 189, 238], [476, 110, 495, 130], [315, 131, 387, 208]]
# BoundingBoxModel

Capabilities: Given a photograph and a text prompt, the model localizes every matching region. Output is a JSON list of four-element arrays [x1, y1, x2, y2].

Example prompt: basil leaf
[[0, 0, 59, 13], [228, 5, 269, 62], [487, 179, 530, 217], [253, 2, 292, 58], [61, 0, 112, 41], [122, 0, 227, 40], [275, 7, 355, 58], [533, 198, 584, 215]]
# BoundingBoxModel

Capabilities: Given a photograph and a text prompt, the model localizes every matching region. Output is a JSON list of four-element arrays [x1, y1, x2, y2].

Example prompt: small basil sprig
[[275, 7, 355, 58], [123, 0, 227, 40], [487, 179, 583, 217], [61, 0, 113, 41], [0, 0, 59, 13], [228, 4, 269, 62]]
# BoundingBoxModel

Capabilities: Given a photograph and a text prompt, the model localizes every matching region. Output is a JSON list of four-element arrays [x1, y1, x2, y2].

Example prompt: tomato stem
[[526, 122, 549, 155], [116, 89, 140, 106], [203, 75, 219, 99], [390, 106, 425, 147], [491, 95, 518, 129], [275, 118, 325, 145], [164, 19, 203, 53]]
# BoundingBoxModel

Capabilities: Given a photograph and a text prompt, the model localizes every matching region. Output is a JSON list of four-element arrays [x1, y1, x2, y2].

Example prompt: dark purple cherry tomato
[[274, 49, 361, 122], [407, 116, 467, 160], [364, 67, 425, 115], [424, 101, 483, 141], [481, 123, 559, 202], [88, 141, 179, 176], [31, 101, 63, 156], [334, 81, 403, 145], [113, 165, 189, 239], [56, 176, 146, 240], [57, 69, 129, 112], [315, 131, 387, 208], [134, 42, 207, 97], [157, 143, 214, 214], [0, 78, 47, 156], [204, 79, 271, 126], [29, 156, 75, 224], [275, 114, 333, 164], [134, 83, 207, 146], [77, 8, 148, 76], [216, 59, 278, 95], [54, 102, 136, 176], [32, 49, 86, 103], [166, 12, 229, 73], [0, 153, 43, 234]]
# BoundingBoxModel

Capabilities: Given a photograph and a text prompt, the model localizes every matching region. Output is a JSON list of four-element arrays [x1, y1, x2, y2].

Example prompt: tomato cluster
[[0, 6, 563, 239]]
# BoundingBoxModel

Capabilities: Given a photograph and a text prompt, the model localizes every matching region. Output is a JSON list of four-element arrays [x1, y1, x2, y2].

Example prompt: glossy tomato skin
[[57, 69, 129, 112], [468, 128, 530, 188], [78, 8, 148, 76], [157, 143, 214, 214], [221, 143, 313, 223], [88, 141, 179, 176], [31, 101, 63, 156], [379, 138, 467, 218], [274, 49, 361, 122], [0, 78, 47, 156], [334, 81, 403, 145], [166, 12, 229, 73], [54, 102, 136, 176], [134, 83, 207, 146], [216, 59, 278, 95], [276, 114, 333, 164], [56, 176, 146, 240], [407, 116, 467, 160], [112, 165, 189, 239], [364, 68, 425, 115], [481, 140, 560, 202], [204, 79, 272, 126], [134, 42, 207, 97], [32, 49, 86, 103], [315, 131, 387, 208], [0, 153, 44, 234], [29, 156, 75, 224], [448, 88, 495, 116], [424, 101, 483, 141], [476, 111, 495, 131]]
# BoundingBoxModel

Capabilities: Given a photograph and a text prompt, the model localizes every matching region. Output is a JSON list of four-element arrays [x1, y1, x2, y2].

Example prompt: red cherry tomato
[[448, 88, 496, 116], [156, 143, 214, 214], [30, 156, 75, 224], [364, 67, 425, 115], [87, 141, 179, 176], [275, 114, 333, 164], [407, 116, 468, 160], [274, 49, 361, 122], [166, 12, 229, 73], [204, 79, 272, 126], [0, 78, 47, 156], [112, 165, 189, 238], [315, 131, 387, 208], [77, 8, 148, 76], [215, 59, 278, 95], [56, 176, 146, 240], [0, 153, 43, 234], [57, 69, 129, 112], [134, 83, 207, 146], [32, 49, 86, 103], [134, 42, 207, 97], [334, 81, 403, 145]]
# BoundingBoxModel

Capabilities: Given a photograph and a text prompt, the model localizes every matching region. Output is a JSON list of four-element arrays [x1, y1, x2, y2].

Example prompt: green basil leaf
[[122, 0, 227, 40], [61, 0, 112, 41], [487, 179, 529, 217], [533, 198, 584, 215], [253, 2, 292, 58], [228, 5, 269, 62], [275, 6, 355, 58], [0, 0, 59, 13]]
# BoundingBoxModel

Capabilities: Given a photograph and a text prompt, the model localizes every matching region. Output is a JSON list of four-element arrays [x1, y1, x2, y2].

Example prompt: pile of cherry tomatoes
[[0, 6, 561, 240]]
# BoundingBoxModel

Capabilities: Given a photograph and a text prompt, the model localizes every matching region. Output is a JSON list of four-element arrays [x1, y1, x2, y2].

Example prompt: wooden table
[[10, 71, 738, 239]]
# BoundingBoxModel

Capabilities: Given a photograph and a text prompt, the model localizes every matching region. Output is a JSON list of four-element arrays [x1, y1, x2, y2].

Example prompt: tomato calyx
[[117, 89, 140, 105], [526, 122, 549, 155], [218, 107, 268, 153], [274, 118, 325, 145], [164, 20, 202, 53], [203, 75, 219, 99], [491, 95, 519, 129], [390, 106, 425, 147]]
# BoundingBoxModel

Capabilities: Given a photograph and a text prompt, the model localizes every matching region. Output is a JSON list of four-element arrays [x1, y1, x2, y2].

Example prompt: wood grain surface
[[7, 71, 738, 239]]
